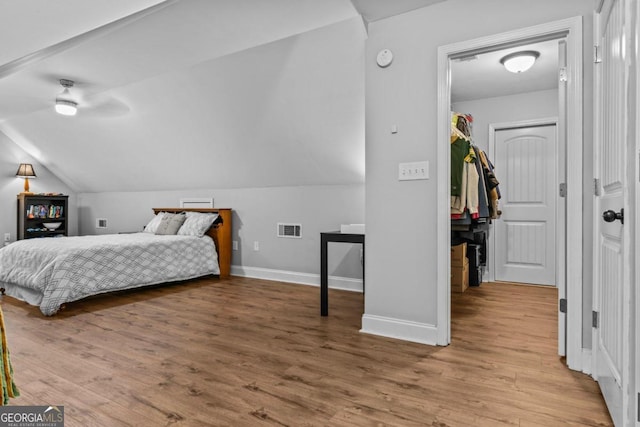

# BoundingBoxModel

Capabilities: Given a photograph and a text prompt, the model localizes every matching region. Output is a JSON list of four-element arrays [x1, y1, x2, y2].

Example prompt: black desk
[[320, 231, 365, 316]]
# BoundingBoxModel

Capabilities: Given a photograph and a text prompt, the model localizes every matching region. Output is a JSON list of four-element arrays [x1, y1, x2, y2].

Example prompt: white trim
[[563, 16, 584, 374], [360, 314, 439, 345], [230, 265, 363, 292], [635, 0, 640, 423], [581, 348, 593, 376], [437, 17, 583, 369], [488, 117, 558, 130], [436, 31, 452, 347], [591, 7, 603, 385], [179, 197, 213, 208], [591, 6, 608, 381]]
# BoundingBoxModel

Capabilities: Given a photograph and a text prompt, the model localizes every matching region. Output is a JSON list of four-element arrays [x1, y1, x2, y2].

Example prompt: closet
[[450, 112, 501, 291]]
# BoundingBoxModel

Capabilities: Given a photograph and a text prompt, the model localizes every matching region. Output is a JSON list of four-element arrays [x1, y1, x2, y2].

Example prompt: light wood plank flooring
[[1, 277, 612, 426]]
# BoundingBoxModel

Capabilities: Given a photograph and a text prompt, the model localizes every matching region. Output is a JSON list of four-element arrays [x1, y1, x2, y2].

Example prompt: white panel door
[[593, 0, 630, 425], [494, 125, 557, 286]]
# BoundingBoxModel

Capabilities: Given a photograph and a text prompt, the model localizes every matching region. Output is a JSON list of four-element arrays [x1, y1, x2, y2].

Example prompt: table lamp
[[16, 163, 36, 194]]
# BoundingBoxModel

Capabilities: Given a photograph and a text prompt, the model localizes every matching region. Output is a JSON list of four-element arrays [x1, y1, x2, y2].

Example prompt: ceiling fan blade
[[80, 94, 130, 117]]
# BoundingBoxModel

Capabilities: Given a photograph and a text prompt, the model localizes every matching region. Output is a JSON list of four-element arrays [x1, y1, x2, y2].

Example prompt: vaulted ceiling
[[0, 0, 444, 192]]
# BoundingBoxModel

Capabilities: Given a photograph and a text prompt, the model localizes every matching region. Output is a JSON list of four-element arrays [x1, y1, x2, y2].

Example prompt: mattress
[[0, 232, 219, 315]]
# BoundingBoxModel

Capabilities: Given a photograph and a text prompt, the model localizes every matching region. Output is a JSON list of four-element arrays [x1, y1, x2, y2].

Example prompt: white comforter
[[0, 233, 219, 315]]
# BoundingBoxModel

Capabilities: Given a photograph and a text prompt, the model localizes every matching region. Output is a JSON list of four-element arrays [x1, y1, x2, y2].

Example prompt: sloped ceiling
[[350, 0, 445, 23], [0, 0, 443, 193], [0, 0, 169, 67]]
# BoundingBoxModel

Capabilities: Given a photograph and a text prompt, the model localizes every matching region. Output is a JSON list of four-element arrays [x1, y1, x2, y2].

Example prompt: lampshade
[[16, 163, 36, 194], [500, 50, 540, 73], [16, 163, 36, 178]]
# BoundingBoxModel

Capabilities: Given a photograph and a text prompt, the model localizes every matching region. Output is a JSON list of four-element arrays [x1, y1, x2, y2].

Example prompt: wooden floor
[[1, 277, 612, 426]]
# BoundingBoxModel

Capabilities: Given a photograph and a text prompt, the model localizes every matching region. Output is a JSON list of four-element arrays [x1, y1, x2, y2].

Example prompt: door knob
[[602, 208, 624, 224]]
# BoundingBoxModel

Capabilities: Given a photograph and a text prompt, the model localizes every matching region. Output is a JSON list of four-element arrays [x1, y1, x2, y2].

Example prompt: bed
[[0, 207, 232, 316]]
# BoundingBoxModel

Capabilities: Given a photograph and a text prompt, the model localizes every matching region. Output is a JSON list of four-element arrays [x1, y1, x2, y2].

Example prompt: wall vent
[[277, 223, 301, 238], [96, 218, 108, 229]]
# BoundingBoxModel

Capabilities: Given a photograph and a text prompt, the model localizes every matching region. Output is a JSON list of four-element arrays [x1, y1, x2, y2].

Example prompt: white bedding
[[0, 233, 219, 315]]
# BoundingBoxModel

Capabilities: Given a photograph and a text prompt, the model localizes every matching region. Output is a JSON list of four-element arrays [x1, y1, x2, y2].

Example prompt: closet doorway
[[437, 17, 584, 370]]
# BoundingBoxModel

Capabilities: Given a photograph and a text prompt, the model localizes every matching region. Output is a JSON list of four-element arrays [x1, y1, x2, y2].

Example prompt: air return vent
[[277, 223, 301, 238]]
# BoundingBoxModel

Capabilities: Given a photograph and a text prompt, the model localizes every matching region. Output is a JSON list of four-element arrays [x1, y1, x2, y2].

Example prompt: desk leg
[[321, 234, 328, 316]]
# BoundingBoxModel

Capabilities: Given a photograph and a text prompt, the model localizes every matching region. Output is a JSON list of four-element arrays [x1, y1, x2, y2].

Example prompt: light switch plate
[[399, 161, 429, 181]]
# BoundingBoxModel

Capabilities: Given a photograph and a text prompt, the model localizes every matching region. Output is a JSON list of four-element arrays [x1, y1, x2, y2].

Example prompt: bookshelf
[[17, 194, 69, 240]]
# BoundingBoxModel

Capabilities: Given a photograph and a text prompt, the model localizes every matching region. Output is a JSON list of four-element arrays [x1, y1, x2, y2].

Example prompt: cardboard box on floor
[[451, 243, 467, 267], [451, 258, 469, 293]]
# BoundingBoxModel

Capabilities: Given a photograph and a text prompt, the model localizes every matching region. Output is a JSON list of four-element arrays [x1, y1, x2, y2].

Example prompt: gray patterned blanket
[[0, 233, 219, 315]]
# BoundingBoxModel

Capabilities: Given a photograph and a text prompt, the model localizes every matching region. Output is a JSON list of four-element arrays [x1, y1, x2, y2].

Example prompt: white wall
[[0, 131, 77, 243], [77, 184, 365, 286], [364, 0, 594, 344], [453, 89, 559, 152]]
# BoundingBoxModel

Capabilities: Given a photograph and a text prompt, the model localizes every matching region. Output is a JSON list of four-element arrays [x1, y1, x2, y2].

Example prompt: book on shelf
[[27, 205, 64, 219]]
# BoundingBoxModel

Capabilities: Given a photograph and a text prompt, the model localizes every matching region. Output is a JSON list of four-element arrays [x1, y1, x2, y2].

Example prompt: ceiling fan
[[52, 77, 130, 117]]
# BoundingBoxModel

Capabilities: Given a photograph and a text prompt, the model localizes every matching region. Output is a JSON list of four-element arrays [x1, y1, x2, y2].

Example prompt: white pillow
[[155, 212, 186, 235], [178, 212, 219, 237], [143, 212, 165, 233]]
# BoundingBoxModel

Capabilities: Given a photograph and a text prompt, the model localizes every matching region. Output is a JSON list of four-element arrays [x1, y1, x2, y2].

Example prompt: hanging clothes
[[451, 113, 477, 217], [450, 114, 473, 197], [472, 146, 490, 219], [451, 113, 476, 208], [451, 136, 469, 197], [477, 149, 501, 219], [450, 113, 502, 287], [450, 112, 501, 223], [451, 160, 480, 217]]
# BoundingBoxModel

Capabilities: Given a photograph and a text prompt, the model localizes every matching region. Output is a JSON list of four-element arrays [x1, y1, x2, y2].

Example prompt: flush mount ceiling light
[[55, 79, 78, 116], [500, 50, 540, 73]]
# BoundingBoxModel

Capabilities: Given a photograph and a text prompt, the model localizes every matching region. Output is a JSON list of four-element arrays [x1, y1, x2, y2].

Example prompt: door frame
[[635, 0, 640, 422], [436, 17, 584, 371], [632, 0, 640, 422]]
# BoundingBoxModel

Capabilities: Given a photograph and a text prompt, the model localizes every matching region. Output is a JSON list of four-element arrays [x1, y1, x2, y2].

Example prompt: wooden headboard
[[152, 208, 232, 279]]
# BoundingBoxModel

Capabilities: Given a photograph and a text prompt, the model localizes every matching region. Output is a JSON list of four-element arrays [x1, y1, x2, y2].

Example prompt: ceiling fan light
[[55, 98, 78, 116], [55, 80, 78, 116], [500, 50, 540, 73]]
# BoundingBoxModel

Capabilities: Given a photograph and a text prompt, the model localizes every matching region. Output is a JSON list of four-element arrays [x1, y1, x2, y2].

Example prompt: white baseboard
[[232, 266, 440, 346], [360, 314, 439, 345], [581, 348, 592, 375], [230, 265, 363, 292]]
